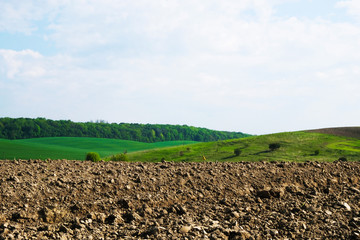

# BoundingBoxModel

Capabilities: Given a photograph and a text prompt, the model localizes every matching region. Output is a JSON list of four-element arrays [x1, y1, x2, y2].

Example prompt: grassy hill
[[0, 137, 196, 160], [127, 131, 360, 162], [2, 130, 360, 162]]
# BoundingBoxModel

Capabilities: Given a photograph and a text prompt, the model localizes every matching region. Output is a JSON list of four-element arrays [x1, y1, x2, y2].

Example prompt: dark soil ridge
[[308, 127, 360, 139], [0, 160, 359, 239]]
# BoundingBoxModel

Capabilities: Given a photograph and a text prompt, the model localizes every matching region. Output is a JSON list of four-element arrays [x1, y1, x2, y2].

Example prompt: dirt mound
[[308, 127, 360, 139], [0, 160, 360, 239]]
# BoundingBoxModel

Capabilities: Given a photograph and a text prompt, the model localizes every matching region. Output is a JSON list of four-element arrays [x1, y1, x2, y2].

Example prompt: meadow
[[127, 131, 360, 162], [0, 137, 196, 160], [1, 131, 360, 162]]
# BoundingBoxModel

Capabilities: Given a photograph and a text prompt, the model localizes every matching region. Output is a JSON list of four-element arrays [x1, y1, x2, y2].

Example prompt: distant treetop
[[0, 117, 251, 142]]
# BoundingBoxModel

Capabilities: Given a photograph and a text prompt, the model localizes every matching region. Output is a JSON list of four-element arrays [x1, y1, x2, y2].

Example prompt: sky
[[1, 0, 360, 135]]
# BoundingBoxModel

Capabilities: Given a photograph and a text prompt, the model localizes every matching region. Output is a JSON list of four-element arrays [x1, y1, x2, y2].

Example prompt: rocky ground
[[0, 159, 359, 239]]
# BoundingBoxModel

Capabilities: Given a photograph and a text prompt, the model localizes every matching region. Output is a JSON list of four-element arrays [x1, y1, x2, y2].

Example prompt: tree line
[[0, 117, 250, 142]]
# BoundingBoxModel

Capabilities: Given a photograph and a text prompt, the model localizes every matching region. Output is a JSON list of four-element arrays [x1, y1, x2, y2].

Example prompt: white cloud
[[0, 49, 45, 79], [337, 0, 360, 19], [0, 1, 52, 34], [38, 1, 284, 54], [1, 1, 360, 133]]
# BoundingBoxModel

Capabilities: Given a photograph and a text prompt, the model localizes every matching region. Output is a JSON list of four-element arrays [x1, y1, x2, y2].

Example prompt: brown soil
[[308, 127, 360, 139], [0, 160, 360, 239]]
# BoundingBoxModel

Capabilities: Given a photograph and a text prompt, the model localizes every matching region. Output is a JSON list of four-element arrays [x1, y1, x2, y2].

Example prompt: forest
[[0, 117, 250, 142]]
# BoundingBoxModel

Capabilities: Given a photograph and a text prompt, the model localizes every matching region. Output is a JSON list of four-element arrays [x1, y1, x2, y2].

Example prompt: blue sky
[[1, 0, 360, 134]]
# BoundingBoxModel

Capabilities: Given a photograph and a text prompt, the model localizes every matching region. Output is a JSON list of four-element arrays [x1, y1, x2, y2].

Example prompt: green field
[[128, 131, 360, 162], [2, 131, 360, 162], [0, 137, 197, 160]]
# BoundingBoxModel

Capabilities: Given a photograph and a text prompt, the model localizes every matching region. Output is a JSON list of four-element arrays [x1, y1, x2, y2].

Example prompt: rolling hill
[[127, 131, 360, 162], [0, 137, 196, 160], [2, 127, 360, 162]]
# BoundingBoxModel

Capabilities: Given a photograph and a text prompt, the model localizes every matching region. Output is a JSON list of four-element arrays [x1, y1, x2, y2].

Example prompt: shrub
[[338, 157, 347, 162], [110, 153, 129, 162], [314, 150, 320, 156], [86, 152, 101, 162], [234, 148, 242, 156], [269, 143, 281, 151]]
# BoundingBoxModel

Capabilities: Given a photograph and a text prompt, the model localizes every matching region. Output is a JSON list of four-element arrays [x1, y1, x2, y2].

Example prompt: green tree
[[86, 152, 101, 162], [0, 117, 250, 142], [234, 148, 242, 156], [269, 143, 281, 151]]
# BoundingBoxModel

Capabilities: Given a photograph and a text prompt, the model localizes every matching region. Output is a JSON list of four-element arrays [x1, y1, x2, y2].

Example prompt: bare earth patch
[[0, 160, 359, 239], [308, 127, 360, 139]]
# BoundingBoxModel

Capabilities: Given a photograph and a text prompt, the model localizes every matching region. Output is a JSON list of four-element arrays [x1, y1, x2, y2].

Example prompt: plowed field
[[0, 160, 359, 239], [308, 127, 360, 139]]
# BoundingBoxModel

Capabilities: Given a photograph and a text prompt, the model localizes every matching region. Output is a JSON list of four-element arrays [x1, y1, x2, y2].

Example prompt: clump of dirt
[[308, 127, 360, 139], [0, 160, 359, 239]]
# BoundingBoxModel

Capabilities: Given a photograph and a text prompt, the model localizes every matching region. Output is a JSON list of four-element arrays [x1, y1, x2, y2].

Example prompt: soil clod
[[0, 160, 359, 239]]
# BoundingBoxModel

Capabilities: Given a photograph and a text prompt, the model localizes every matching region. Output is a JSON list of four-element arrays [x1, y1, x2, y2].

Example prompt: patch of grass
[[0, 138, 85, 160], [127, 131, 360, 162], [0, 137, 197, 160], [107, 153, 129, 162], [327, 141, 360, 152], [128, 142, 216, 162]]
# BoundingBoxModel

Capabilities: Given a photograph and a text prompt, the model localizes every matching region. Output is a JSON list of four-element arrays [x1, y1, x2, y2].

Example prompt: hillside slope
[[128, 131, 360, 162], [307, 127, 360, 139], [0, 137, 196, 160]]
